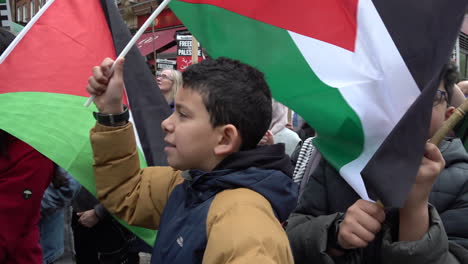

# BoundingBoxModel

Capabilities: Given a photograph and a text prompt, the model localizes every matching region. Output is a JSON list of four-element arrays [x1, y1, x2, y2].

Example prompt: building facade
[[458, 14, 468, 80], [10, 0, 45, 25]]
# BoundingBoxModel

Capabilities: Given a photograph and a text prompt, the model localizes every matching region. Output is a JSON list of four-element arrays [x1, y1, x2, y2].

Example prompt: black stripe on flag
[[100, 0, 171, 166], [362, 0, 468, 207]]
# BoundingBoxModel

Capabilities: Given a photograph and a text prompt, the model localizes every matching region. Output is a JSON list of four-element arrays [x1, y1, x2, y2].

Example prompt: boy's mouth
[[164, 140, 176, 150]]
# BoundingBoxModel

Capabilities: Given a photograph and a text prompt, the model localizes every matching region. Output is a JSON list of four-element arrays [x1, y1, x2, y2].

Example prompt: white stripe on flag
[[288, 0, 420, 199]]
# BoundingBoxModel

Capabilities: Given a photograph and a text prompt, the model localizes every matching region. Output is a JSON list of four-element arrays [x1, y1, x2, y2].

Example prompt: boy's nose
[[162, 114, 174, 133]]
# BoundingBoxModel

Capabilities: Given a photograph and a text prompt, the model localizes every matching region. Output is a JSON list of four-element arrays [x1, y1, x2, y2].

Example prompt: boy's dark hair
[[0, 28, 15, 157], [297, 122, 316, 142], [441, 60, 458, 105], [182, 57, 272, 150]]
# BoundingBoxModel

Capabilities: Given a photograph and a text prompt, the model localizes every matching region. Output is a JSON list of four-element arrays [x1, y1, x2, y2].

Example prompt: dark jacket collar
[[213, 144, 294, 177], [183, 144, 298, 222]]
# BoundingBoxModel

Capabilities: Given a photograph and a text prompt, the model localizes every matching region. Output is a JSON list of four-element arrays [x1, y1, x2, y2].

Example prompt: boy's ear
[[445, 106, 456, 120], [214, 124, 242, 155]]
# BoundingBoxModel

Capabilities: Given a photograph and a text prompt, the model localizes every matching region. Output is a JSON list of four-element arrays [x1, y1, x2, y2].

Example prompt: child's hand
[[337, 199, 385, 249], [398, 143, 445, 241], [86, 57, 125, 114], [77, 209, 100, 228], [407, 142, 445, 203], [402, 142, 445, 210]]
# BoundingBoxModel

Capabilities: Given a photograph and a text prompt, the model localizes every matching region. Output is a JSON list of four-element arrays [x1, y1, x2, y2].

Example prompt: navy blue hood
[[185, 144, 298, 222]]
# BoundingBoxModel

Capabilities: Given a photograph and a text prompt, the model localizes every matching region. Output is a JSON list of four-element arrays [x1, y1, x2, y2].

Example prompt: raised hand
[[337, 199, 385, 249], [86, 57, 125, 114], [399, 142, 445, 241]]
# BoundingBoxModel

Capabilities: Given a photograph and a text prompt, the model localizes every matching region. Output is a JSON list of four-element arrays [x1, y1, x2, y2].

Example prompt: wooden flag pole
[[84, 0, 173, 107], [192, 35, 199, 64], [429, 99, 468, 146]]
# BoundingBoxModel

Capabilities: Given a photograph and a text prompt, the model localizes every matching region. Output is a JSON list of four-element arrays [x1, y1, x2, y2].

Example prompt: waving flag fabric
[[0, 0, 171, 245], [170, 0, 468, 206]]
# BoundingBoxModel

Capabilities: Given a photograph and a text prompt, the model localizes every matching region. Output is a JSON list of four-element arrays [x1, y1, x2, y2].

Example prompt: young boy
[[87, 57, 298, 263], [428, 62, 468, 251], [286, 62, 467, 263]]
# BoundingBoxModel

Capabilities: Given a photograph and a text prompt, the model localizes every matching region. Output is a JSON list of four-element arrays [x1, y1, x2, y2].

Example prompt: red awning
[[136, 27, 183, 56]]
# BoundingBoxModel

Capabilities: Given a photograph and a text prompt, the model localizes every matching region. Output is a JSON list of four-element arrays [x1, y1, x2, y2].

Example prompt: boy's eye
[[178, 111, 188, 118]]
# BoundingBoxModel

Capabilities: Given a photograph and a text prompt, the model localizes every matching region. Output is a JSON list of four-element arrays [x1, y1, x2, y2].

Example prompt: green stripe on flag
[[170, 1, 365, 169], [0, 92, 156, 246]]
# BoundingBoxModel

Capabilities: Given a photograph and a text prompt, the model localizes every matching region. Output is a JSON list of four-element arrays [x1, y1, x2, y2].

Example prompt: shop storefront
[[135, 9, 183, 73]]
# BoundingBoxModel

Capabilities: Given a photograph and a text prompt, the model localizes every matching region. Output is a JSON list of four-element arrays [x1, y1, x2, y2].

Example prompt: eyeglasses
[[156, 73, 173, 81], [433, 89, 448, 107]]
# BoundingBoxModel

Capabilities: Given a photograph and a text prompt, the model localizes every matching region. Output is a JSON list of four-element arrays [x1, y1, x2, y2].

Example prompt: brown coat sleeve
[[203, 188, 294, 264], [90, 122, 184, 229]]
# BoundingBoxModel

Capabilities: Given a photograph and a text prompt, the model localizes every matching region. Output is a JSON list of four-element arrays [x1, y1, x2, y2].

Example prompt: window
[[22, 5, 27, 22], [17, 7, 21, 22], [460, 33, 468, 80], [31, 1, 35, 18], [460, 52, 467, 80]]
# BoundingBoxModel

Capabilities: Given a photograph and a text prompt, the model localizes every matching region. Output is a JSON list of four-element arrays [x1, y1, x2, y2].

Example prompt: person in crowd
[[72, 187, 138, 264], [86, 57, 298, 263], [427, 62, 468, 251], [286, 62, 468, 263], [157, 69, 183, 110], [0, 28, 54, 264], [259, 100, 301, 156], [457, 80, 468, 97], [292, 112, 304, 130], [451, 84, 465, 108], [290, 122, 317, 167], [296, 122, 316, 142], [452, 84, 468, 149], [40, 166, 81, 264], [0, 130, 54, 264]]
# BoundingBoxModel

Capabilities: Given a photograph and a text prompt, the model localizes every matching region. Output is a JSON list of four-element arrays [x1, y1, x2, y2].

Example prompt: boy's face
[[161, 87, 223, 171], [429, 81, 451, 138]]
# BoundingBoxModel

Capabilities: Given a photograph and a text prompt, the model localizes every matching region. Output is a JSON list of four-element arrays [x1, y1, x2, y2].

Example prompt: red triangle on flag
[[0, 0, 116, 97], [178, 0, 358, 52]]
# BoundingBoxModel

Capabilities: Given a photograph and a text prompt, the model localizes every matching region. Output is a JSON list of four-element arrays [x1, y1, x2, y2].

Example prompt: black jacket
[[430, 138, 468, 250], [286, 144, 468, 264]]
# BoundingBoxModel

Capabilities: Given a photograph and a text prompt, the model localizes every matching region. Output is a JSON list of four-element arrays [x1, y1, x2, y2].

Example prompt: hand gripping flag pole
[[84, 0, 172, 107]]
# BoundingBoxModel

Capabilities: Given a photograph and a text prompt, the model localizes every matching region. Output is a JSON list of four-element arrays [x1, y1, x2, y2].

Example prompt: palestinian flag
[[170, 0, 468, 206], [0, 0, 171, 245]]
